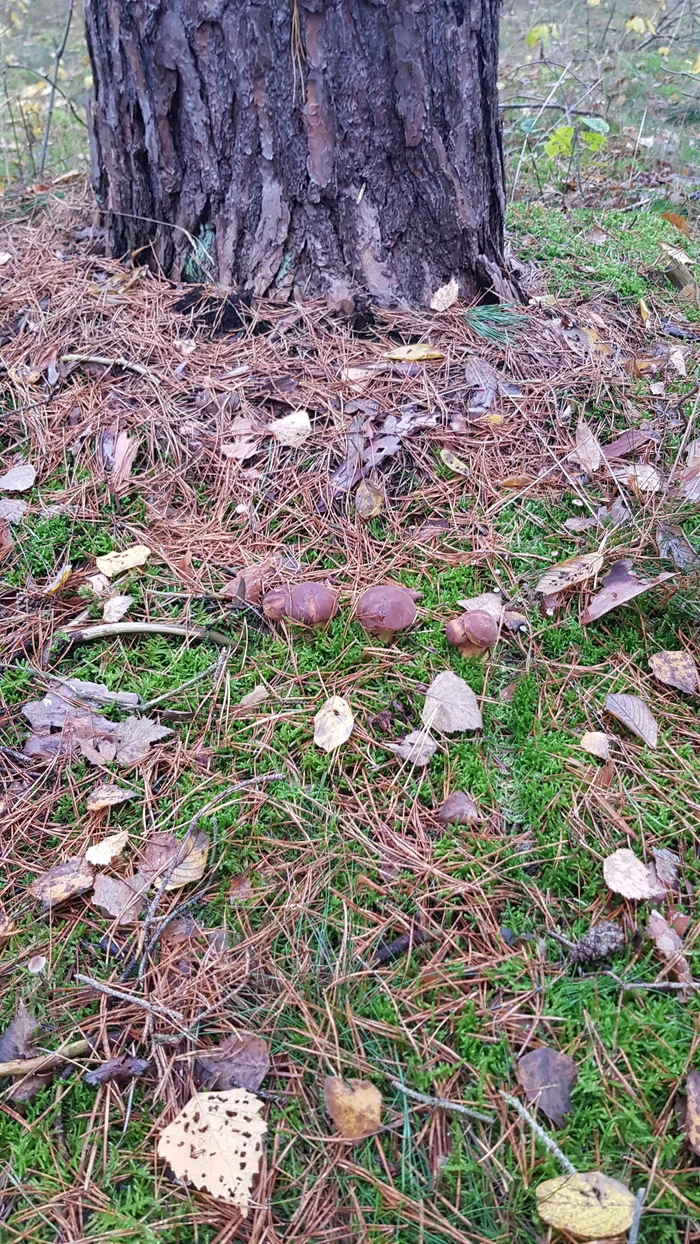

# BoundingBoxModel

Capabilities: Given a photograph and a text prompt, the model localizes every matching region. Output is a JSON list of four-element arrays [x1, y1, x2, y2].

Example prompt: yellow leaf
[[692, 52, 700, 73], [587, 0, 601, 6], [535, 1171, 636, 1239], [314, 696, 354, 752], [355, 478, 384, 519], [440, 448, 469, 476], [383, 344, 444, 362], [625, 15, 646, 32], [95, 544, 151, 578], [157, 1089, 267, 1212], [659, 45, 670, 54], [638, 297, 650, 325], [29, 858, 94, 909], [43, 564, 72, 596], [324, 1076, 383, 1141], [85, 828, 130, 865]]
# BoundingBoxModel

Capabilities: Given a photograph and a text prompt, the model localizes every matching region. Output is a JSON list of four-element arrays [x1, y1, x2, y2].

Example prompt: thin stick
[[75, 974, 184, 1023], [38, 0, 75, 175], [0, 1038, 89, 1078], [499, 1091, 577, 1175], [142, 654, 225, 710], [605, 971, 700, 992], [390, 1080, 494, 1124], [61, 621, 233, 648], [627, 1187, 646, 1244], [59, 353, 160, 383]]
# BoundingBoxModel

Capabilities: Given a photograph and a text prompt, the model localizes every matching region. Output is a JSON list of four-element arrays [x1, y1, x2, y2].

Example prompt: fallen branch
[[0, 1037, 89, 1078], [75, 973, 184, 1023], [61, 621, 233, 648], [59, 353, 160, 383], [606, 971, 700, 992], [499, 1091, 577, 1175], [390, 1079, 494, 1124]]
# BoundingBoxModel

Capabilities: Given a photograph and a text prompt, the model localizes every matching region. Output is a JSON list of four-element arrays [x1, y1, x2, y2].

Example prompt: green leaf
[[581, 130, 607, 152], [581, 115, 610, 134], [544, 125, 574, 159], [525, 22, 557, 48]]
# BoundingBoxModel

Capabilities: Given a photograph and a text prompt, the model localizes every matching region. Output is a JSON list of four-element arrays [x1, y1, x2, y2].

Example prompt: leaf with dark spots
[[516, 1047, 577, 1128], [196, 1032, 270, 1092], [582, 559, 674, 624], [84, 1056, 150, 1087], [29, 857, 95, 908]]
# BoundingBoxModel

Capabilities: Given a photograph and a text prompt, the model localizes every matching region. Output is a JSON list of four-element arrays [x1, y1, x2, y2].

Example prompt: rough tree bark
[[84, 0, 516, 308]]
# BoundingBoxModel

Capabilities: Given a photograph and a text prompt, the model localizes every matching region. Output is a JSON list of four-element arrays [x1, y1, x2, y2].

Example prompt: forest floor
[[0, 182, 700, 1244]]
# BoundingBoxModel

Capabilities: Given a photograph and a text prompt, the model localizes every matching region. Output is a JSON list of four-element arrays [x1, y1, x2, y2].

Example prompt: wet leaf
[[535, 1171, 636, 1239], [0, 463, 36, 492], [355, 478, 384, 519], [237, 685, 269, 709], [430, 277, 459, 311], [324, 1076, 382, 1140], [572, 420, 602, 473], [91, 873, 144, 924], [29, 858, 94, 908], [0, 1002, 37, 1063], [157, 1088, 267, 1211], [517, 1047, 577, 1128], [85, 828, 130, 865], [603, 847, 668, 900], [440, 448, 470, 476], [656, 522, 699, 570], [605, 692, 658, 747], [102, 594, 133, 623], [85, 1056, 150, 1087], [580, 731, 610, 760], [139, 831, 210, 890], [649, 649, 698, 694], [314, 696, 354, 752], [535, 552, 603, 595], [648, 909, 693, 988], [583, 560, 673, 624], [268, 408, 312, 448], [197, 1032, 270, 1092], [383, 344, 444, 362], [422, 671, 482, 733], [385, 729, 437, 766], [95, 545, 151, 577], [86, 786, 136, 814], [686, 1071, 700, 1157]]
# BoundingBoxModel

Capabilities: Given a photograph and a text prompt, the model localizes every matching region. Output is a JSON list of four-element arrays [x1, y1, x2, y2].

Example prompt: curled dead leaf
[[138, 831, 209, 890], [440, 448, 470, 476], [384, 729, 437, 766], [572, 420, 602, 473], [355, 477, 384, 519], [583, 559, 674, 625], [648, 909, 693, 990]]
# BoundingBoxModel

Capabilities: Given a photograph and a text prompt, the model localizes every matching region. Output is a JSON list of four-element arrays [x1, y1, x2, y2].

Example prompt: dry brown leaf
[[516, 1047, 577, 1128], [603, 848, 668, 900], [652, 846, 680, 889], [102, 594, 133, 623], [568, 921, 626, 963], [355, 478, 384, 519], [603, 427, 657, 460], [535, 552, 603, 595], [685, 1071, 700, 1157], [0, 1002, 38, 1063], [324, 1076, 382, 1140], [95, 545, 151, 577], [385, 729, 437, 766], [110, 430, 140, 495], [656, 522, 699, 571], [29, 857, 94, 908], [268, 408, 311, 448], [535, 1172, 636, 1239], [422, 671, 482, 733], [229, 875, 254, 902], [605, 692, 658, 747], [138, 831, 210, 890], [0, 463, 36, 492], [383, 344, 444, 362], [583, 559, 673, 625], [649, 649, 698, 694], [572, 420, 602, 473], [86, 785, 136, 814], [92, 873, 145, 924], [85, 1055, 150, 1087], [85, 828, 130, 866], [197, 1032, 270, 1092], [314, 696, 354, 752], [430, 276, 459, 311], [580, 731, 610, 760], [613, 462, 662, 493], [648, 909, 693, 988], [157, 1088, 267, 1212]]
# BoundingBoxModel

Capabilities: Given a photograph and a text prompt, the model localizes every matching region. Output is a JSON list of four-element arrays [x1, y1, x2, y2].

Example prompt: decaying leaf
[[603, 847, 668, 900], [649, 650, 698, 694], [268, 408, 312, 448], [0, 1001, 38, 1063], [685, 1071, 700, 1157], [568, 921, 625, 963], [355, 478, 384, 519], [229, 875, 254, 902], [86, 785, 136, 814], [535, 1171, 636, 1239], [605, 692, 658, 748], [535, 552, 603, 595], [464, 356, 499, 414], [583, 559, 673, 625], [652, 846, 680, 890], [91, 873, 144, 924], [580, 731, 610, 760], [430, 277, 459, 311], [29, 858, 94, 908], [197, 1032, 270, 1093], [85, 1056, 150, 1087], [440, 448, 470, 476], [422, 671, 482, 733], [95, 545, 151, 577], [0, 463, 36, 492], [681, 438, 700, 502], [107, 716, 174, 766], [572, 420, 602, 473], [314, 696, 354, 753], [102, 594, 133, 623], [384, 729, 437, 766], [237, 685, 269, 709], [613, 462, 662, 493], [109, 430, 140, 495], [0, 497, 27, 524], [138, 831, 210, 890], [383, 344, 444, 362], [51, 678, 140, 710], [157, 1088, 267, 1212], [438, 791, 481, 824], [657, 522, 699, 571], [517, 1047, 577, 1128], [648, 909, 693, 989], [324, 1076, 382, 1140], [85, 828, 130, 866]]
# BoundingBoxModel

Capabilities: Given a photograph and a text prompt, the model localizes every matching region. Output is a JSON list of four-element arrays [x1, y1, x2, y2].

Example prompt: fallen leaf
[[268, 408, 312, 448], [95, 545, 151, 577], [0, 1002, 38, 1062], [0, 498, 27, 524], [668, 347, 687, 376], [440, 448, 470, 476], [535, 552, 603, 595], [464, 356, 498, 413], [197, 1032, 270, 1092], [43, 564, 72, 596], [430, 277, 459, 311], [422, 671, 482, 733], [355, 478, 384, 519], [638, 295, 650, 324], [648, 909, 693, 988], [572, 420, 602, 473], [686, 1071, 700, 1157], [580, 731, 610, 760], [324, 1076, 382, 1140], [605, 692, 658, 747], [85, 1056, 150, 1087], [613, 462, 662, 493], [314, 696, 354, 752], [109, 430, 140, 495], [535, 1172, 636, 1239], [657, 522, 699, 570], [385, 730, 437, 766], [0, 250, 12, 264], [237, 685, 269, 709], [437, 791, 481, 824], [583, 560, 673, 624], [27, 955, 47, 974], [652, 846, 680, 889], [86, 786, 136, 815], [109, 716, 174, 765], [85, 828, 130, 864], [662, 211, 690, 235], [0, 463, 36, 492], [92, 873, 146, 924], [138, 831, 210, 890], [568, 921, 625, 963], [383, 344, 444, 362], [603, 847, 668, 900], [499, 474, 535, 488], [455, 590, 504, 621], [517, 1047, 577, 1128], [650, 649, 698, 694], [102, 594, 133, 623], [29, 857, 94, 908], [157, 1088, 267, 1212], [229, 875, 254, 902], [586, 225, 608, 246]]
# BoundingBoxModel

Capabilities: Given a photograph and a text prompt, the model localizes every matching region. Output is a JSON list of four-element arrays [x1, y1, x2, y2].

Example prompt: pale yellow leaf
[[603, 847, 667, 900], [29, 858, 94, 908], [430, 277, 459, 312], [440, 448, 470, 476], [85, 828, 130, 865], [625, 15, 646, 32], [95, 545, 151, 578], [268, 408, 312, 448], [422, 671, 482, 733], [383, 344, 444, 362], [580, 731, 610, 760], [314, 696, 354, 752], [157, 1088, 267, 1212], [535, 552, 603, 595], [102, 594, 133, 623], [324, 1076, 382, 1140], [535, 1171, 636, 1239]]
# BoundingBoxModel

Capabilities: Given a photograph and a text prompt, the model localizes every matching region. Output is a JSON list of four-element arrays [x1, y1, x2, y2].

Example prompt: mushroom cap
[[355, 584, 417, 634], [262, 585, 292, 622], [262, 582, 338, 626], [437, 791, 481, 824], [445, 608, 498, 650]]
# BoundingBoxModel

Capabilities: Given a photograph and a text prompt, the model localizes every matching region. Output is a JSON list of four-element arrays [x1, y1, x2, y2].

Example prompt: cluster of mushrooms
[[259, 580, 500, 655]]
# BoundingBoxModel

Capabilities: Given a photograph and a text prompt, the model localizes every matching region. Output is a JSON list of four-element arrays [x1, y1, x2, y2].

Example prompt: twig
[[61, 621, 233, 648], [627, 1187, 646, 1244], [0, 1038, 89, 1078], [390, 1080, 494, 1124], [499, 1091, 577, 1175], [74, 974, 184, 1022], [141, 653, 227, 710], [38, 0, 75, 175], [605, 971, 700, 992], [59, 353, 160, 383]]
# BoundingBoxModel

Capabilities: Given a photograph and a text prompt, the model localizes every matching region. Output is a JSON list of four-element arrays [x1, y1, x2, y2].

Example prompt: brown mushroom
[[262, 582, 338, 627], [437, 791, 481, 825], [355, 584, 417, 642], [445, 608, 498, 655]]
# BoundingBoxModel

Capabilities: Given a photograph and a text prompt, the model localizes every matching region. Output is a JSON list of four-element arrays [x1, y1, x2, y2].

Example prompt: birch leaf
[[440, 448, 470, 476], [92, 873, 144, 924], [583, 559, 674, 624], [96, 545, 151, 577], [535, 552, 603, 595], [85, 827, 130, 864], [314, 697, 354, 752], [572, 420, 602, 473], [29, 858, 94, 908], [580, 731, 610, 760], [324, 1076, 382, 1141], [383, 344, 444, 362], [535, 1172, 636, 1239], [603, 847, 668, 900], [422, 671, 482, 733], [268, 408, 311, 448], [649, 649, 698, 694], [0, 463, 36, 492], [385, 729, 437, 766], [157, 1089, 267, 1212], [605, 692, 658, 747]]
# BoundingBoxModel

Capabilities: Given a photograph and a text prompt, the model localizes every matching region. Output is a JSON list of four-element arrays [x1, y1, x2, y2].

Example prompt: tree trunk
[[84, 0, 515, 308]]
